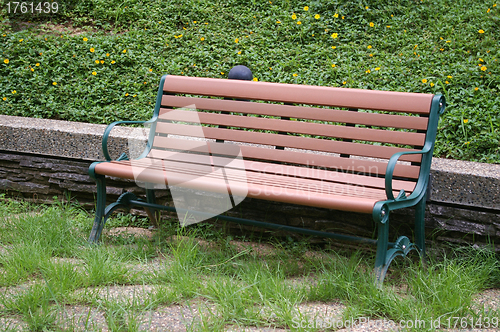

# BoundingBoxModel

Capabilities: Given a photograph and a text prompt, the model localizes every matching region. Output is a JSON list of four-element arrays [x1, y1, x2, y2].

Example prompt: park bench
[[89, 74, 445, 283]]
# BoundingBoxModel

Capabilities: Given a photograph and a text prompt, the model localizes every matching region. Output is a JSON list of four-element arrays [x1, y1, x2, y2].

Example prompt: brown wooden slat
[[158, 108, 425, 146], [149, 137, 421, 179], [146, 149, 417, 193], [153, 123, 423, 162], [162, 75, 433, 114], [94, 160, 380, 213], [161, 95, 429, 130], [97, 159, 402, 202]]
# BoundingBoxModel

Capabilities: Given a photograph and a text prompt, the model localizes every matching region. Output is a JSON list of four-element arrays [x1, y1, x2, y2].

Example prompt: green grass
[[0, 0, 499, 163], [0, 196, 499, 331]]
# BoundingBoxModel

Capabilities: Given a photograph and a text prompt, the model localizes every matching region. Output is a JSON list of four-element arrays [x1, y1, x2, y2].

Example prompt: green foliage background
[[0, 0, 499, 162]]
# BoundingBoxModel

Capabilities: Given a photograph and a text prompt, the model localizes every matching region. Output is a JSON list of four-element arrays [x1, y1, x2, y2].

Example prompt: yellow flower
[[237, 51, 242, 55], [430, 82, 435, 87], [479, 58, 484, 62], [293, 73, 298, 77], [487, 8, 491, 13], [334, 13, 339, 18], [193, 21, 197, 23], [386, 25, 391, 28], [291, 14, 297, 20], [30, 68, 34, 72], [90, 48, 95, 53], [125, 93, 129, 96], [369, 22, 374, 27], [331, 64, 336, 68], [149, 69, 153, 72], [36, 63, 40, 66], [342, 81, 346, 85], [367, 45, 372, 49], [365, 69, 371, 73], [375, 67, 380, 71], [369, 53, 373, 57], [111, 60, 116, 64], [122, 49, 127, 53], [315, 14, 320, 19], [465, 141, 470, 145], [440, 48, 444, 51], [463, 119, 469, 124], [133, 94, 137, 97], [341, 16, 344, 19], [106, 53, 110, 57], [331, 46, 336, 49], [365, 6, 369, 9], [3, 59, 8, 64], [474, 87, 479, 91], [200, 37, 205, 41], [92, 71, 97, 75], [447, 75, 452, 78], [235, 38, 239, 43], [303, 6, 309, 11], [276, 21, 281, 24], [446, 40, 451, 43], [253, 77, 258, 81], [39, 52, 42, 55], [221, 72, 224, 75], [478, 29, 485, 34], [422, 79, 428, 83], [95, 60, 99, 64], [297, 21, 301, 24], [83, 37, 88, 42], [481, 66, 487, 71], [2, 97, 6, 101], [53, 82, 57, 86], [19, 39, 23, 42], [331, 33, 338, 39], [12, 90, 16, 94], [445, 81, 449, 84]]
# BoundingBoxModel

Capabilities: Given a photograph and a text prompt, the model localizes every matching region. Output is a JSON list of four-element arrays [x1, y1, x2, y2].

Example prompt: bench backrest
[[146, 75, 444, 185]]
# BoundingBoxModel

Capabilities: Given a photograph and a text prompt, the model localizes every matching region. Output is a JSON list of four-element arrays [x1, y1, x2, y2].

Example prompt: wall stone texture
[[1, 151, 499, 252]]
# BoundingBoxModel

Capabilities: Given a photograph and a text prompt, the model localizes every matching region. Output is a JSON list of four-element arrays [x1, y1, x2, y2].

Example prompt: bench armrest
[[385, 142, 432, 200], [102, 120, 155, 161]]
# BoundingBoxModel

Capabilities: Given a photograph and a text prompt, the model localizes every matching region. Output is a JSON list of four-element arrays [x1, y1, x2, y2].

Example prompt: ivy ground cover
[[0, 0, 499, 162]]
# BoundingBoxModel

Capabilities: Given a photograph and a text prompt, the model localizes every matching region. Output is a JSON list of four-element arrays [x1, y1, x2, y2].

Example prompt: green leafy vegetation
[[0, 0, 499, 163]]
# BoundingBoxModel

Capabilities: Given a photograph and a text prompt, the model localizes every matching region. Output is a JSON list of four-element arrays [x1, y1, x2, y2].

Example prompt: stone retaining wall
[[1, 115, 499, 251]]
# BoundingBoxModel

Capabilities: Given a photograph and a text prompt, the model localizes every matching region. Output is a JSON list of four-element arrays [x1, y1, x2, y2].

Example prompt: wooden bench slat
[[153, 123, 423, 162], [158, 108, 426, 146], [161, 95, 429, 130], [146, 149, 417, 193], [94, 160, 399, 213], [162, 75, 433, 114], [148, 138, 421, 179]]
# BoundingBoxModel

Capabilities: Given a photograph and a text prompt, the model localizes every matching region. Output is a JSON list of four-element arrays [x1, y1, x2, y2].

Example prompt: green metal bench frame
[[89, 74, 445, 284]]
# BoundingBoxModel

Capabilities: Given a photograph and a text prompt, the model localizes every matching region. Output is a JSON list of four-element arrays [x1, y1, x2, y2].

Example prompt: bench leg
[[89, 175, 106, 243], [145, 189, 159, 228], [374, 218, 390, 286], [414, 195, 427, 265]]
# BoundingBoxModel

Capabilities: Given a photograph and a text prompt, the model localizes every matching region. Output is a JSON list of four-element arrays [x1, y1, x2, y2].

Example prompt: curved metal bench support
[[88, 191, 138, 243], [374, 195, 427, 286]]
